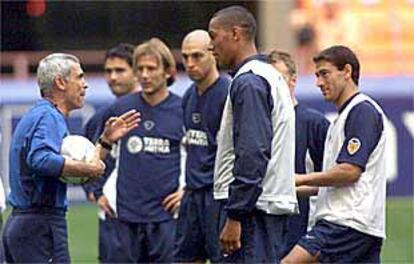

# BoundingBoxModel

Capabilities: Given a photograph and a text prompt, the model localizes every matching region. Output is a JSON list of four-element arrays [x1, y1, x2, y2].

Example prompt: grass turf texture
[[3, 197, 413, 263]]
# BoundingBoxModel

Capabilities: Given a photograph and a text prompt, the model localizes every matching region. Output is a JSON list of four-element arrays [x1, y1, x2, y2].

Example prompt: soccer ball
[[60, 135, 96, 184]]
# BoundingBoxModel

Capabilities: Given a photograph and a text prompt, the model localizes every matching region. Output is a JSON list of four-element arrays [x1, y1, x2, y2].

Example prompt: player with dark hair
[[268, 50, 330, 256], [82, 43, 139, 263], [282, 45, 388, 264], [209, 6, 298, 263], [2, 53, 139, 263], [103, 38, 184, 263], [173, 29, 230, 263]]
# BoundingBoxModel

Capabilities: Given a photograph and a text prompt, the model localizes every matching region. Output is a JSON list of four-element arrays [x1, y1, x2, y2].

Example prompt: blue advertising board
[[0, 74, 413, 198]]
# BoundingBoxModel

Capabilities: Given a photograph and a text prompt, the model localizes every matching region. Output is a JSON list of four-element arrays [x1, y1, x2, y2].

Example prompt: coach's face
[[65, 62, 88, 111], [315, 60, 347, 104], [208, 18, 235, 69]]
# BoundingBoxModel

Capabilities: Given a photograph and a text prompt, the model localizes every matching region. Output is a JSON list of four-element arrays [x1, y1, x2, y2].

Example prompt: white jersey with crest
[[314, 93, 387, 238]]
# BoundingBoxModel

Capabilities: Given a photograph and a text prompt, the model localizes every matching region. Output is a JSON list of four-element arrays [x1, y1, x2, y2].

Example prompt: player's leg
[[147, 219, 176, 263], [106, 219, 137, 262], [282, 245, 319, 264], [220, 209, 297, 263], [238, 210, 289, 263], [359, 236, 382, 264], [174, 190, 205, 262], [325, 226, 383, 263], [261, 213, 289, 263], [284, 219, 383, 264], [283, 196, 310, 257], [98, 218, 108, 262], [202, 187, 228, 263], [282, 220, 326, 264], [98, 216, 120, 263]]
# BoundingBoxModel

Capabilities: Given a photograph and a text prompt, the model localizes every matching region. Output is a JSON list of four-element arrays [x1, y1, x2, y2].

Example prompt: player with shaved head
[[173, 29, 230, 263]]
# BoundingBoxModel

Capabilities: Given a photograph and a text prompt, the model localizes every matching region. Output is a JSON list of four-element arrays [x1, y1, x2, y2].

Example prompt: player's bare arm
[[296, 163, 362, 187], [296, 185, 319, 197]]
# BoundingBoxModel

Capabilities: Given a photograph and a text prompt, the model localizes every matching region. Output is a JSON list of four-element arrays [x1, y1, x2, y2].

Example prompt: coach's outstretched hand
[[101, 109, 141, 144]]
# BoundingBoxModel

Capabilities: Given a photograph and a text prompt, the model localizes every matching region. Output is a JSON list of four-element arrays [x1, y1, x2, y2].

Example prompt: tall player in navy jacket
[[268, 50, 330, 256], [174, 30, 230, 263], [210, 6, 298, 263], [82, 43, 139, 263], [102, 38, 184, 263]]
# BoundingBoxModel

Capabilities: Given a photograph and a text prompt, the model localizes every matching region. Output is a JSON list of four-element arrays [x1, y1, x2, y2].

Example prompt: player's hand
[[98, 195, 115, 218], [87, 192, 96, 202], [162, 189, 184, 214], [101, 110, 141, 144], [89, 159, 106, 179], [220, 218, 242, 255]]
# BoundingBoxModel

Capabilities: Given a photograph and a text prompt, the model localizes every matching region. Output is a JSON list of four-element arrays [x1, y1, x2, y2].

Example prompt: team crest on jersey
[[192, 113, 201, 124], [144, 120, 155, 130], [127, 136, 143, 154], [347, 137, 361, 155]]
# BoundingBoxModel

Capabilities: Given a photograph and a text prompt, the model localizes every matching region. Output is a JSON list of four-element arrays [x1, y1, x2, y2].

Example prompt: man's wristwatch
[[98, 137, 112, 151]]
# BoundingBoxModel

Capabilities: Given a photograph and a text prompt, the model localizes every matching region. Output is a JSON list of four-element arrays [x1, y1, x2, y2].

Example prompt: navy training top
[[182, 76, 230, 190], [225, 54, 275, 220], [108, 92, 184, 223]]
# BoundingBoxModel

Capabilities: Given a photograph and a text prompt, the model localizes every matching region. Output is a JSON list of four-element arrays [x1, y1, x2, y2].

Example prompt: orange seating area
[[298, 0, 414, 75]]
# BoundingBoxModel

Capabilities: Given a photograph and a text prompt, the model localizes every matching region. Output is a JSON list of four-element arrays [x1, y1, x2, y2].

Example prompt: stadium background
[[1, 0, 413, 262]]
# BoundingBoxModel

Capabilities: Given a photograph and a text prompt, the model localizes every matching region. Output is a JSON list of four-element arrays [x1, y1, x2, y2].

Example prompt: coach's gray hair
[[37, 53, 80, 97]]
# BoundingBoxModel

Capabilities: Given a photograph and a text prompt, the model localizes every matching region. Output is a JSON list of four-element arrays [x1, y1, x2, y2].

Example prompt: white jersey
[[214, 59, 298, 215], [314, 93, 387, 238]]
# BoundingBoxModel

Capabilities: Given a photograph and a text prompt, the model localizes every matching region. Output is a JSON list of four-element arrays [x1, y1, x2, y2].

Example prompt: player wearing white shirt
[[283, 45, 387, 264]]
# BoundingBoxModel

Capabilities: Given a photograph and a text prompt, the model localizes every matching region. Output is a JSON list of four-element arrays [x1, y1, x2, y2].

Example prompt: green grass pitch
[[4, 197, 413, 263]]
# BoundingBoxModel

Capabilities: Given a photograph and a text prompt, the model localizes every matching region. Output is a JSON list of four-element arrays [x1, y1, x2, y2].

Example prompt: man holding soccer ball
[[2, 53, 140, 263]]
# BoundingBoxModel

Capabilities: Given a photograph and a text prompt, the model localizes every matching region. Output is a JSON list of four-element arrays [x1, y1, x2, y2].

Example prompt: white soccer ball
[[60, 135, 96, 184]]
